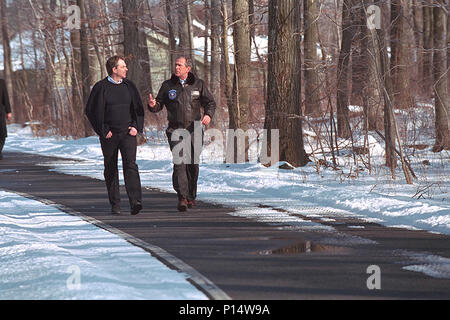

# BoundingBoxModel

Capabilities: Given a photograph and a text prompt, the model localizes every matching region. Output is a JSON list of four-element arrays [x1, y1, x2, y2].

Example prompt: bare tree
[[229, 0, 251, 162], [336, 0, 356, 138], [210, 0, 221, 109], [422, 0, 434, 97], [78, 0, 92, 137], [165, 0, 177, 69], [177, 0, 195, 73], [432, 0, 449, 152], [0, 0, 14, 114], [221, 0, 233, 126], [304, 0, 322, 116], [390, 0, 414, 109], [266, 0, 308, 167], [122, 0, 152, 96]]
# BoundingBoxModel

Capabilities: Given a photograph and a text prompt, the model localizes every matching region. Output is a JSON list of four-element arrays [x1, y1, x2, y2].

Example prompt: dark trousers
[[0, 136, 4, 154], [166, 127, 203, 201], [100, 131, 142, 207]]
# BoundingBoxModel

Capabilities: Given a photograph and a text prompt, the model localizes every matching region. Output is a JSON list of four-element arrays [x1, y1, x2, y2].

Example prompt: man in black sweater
[[0, 79, 12, 160], [85, 56, 144, 215]]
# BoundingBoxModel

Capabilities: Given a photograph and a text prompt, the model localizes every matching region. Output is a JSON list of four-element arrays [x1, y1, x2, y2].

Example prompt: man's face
[[175, 58, 191, 80], [113, 59, 128, 79]]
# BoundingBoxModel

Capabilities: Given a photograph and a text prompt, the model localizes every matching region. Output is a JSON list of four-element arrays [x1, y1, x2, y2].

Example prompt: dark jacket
[[85, 77, 144, 138], [0, 79, 11, 138], [150, 72, 216, 130]]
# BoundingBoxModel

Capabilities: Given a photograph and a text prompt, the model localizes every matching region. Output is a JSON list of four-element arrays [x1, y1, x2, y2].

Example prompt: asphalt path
[[1, 151, 450, 300]]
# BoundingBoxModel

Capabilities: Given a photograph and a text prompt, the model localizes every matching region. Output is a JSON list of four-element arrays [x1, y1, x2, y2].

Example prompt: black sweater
[[85, 78, 144, 138], [104, 81, 133, 132]]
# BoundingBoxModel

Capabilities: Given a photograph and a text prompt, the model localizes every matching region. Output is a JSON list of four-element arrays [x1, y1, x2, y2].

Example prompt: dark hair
[[106, 55, 125, 76]]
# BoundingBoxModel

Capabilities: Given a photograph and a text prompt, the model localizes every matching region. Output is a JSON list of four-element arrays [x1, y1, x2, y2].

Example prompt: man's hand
[[128, 127, 138, 137], [148, 93, 156, 108], [6, 113, 12, 121], [106, 131, 113, 139], [202, 115, 211, 127]]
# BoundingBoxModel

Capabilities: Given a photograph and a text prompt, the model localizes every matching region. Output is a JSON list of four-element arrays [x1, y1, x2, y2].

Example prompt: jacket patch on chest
[[168, 89, 177, 100]]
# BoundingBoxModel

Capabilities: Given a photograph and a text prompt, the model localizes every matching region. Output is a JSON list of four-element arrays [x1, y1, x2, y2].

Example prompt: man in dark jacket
[[85, 56, 144, 215], [148, 56, 216, 211], [0, 79, 12, 160]]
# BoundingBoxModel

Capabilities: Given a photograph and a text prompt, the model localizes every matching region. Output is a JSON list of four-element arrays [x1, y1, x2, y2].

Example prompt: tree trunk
[[177, 0, 189, 57], [390, 0, 413, 109], [336, 0, 356, 139], [210, 0, 222, 111], [0, 0, 14, 114], [70, 0, 83, 137], [266, 0, 308, 167], [365, 6, 384, 132], [376, 27, 397, 172], [303, 0, 322, 116], [204, 0, 210, 84], [122, 0, 152, 96], [177, 1, 195, 72], [432, 0, 449, 151], [230, 0, 250, 162], [422, 0, 434, 97], [413, 0, 423, 88], [166, 0, 177, 69], [221, 0, 233, 128], [185, 1, 197, 74], [78, 0, 92, 137], [41, 0, 57, 125]]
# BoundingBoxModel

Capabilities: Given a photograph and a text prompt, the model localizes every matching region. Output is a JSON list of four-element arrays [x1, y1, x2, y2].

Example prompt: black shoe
[[177, 198, 188, 212], [131, 201, 142, 215], [111, 205, 121, 214], [0, 153, 3, 160]]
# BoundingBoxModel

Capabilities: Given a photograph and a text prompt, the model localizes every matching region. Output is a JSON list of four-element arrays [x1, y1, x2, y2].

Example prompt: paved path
[[1, 151, 450, 299]]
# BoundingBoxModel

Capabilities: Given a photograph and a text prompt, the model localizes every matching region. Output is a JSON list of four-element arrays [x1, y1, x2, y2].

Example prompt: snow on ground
[[1, 123, 450, 287], [4, 124, 449, 235], [0, 190, 207, 300]]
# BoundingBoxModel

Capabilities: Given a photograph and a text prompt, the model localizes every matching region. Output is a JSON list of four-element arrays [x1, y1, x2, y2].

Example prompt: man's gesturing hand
[[148, 93, 156, 108], [202, 115, 211, 126]]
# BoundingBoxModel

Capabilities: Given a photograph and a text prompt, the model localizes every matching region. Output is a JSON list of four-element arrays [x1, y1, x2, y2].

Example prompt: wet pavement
[[1, 151, 450, 299]]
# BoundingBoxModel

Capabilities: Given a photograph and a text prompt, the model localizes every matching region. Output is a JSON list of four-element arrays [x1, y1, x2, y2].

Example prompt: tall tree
[[165, 0, 177, 69], [177, 0, 195, 73], [122, 0, 152, 96], [210, 0, 221, 109], [390, 0, 414, 109], [422, 0, 433, 97], [304, 0, 322, 116], [0, 0, 14, 114], [265, 0, 308, 167], [78, 0, 92, 137], [432, 0, 449, 151], [41, 0, 57, 124], [70, 0, 84, 136], [336, 0, 356, 138], [376, 19, 397, 173], [221, 0, 233, 126], [365, 3, 384, 131], [229, 0, 251, 162]]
